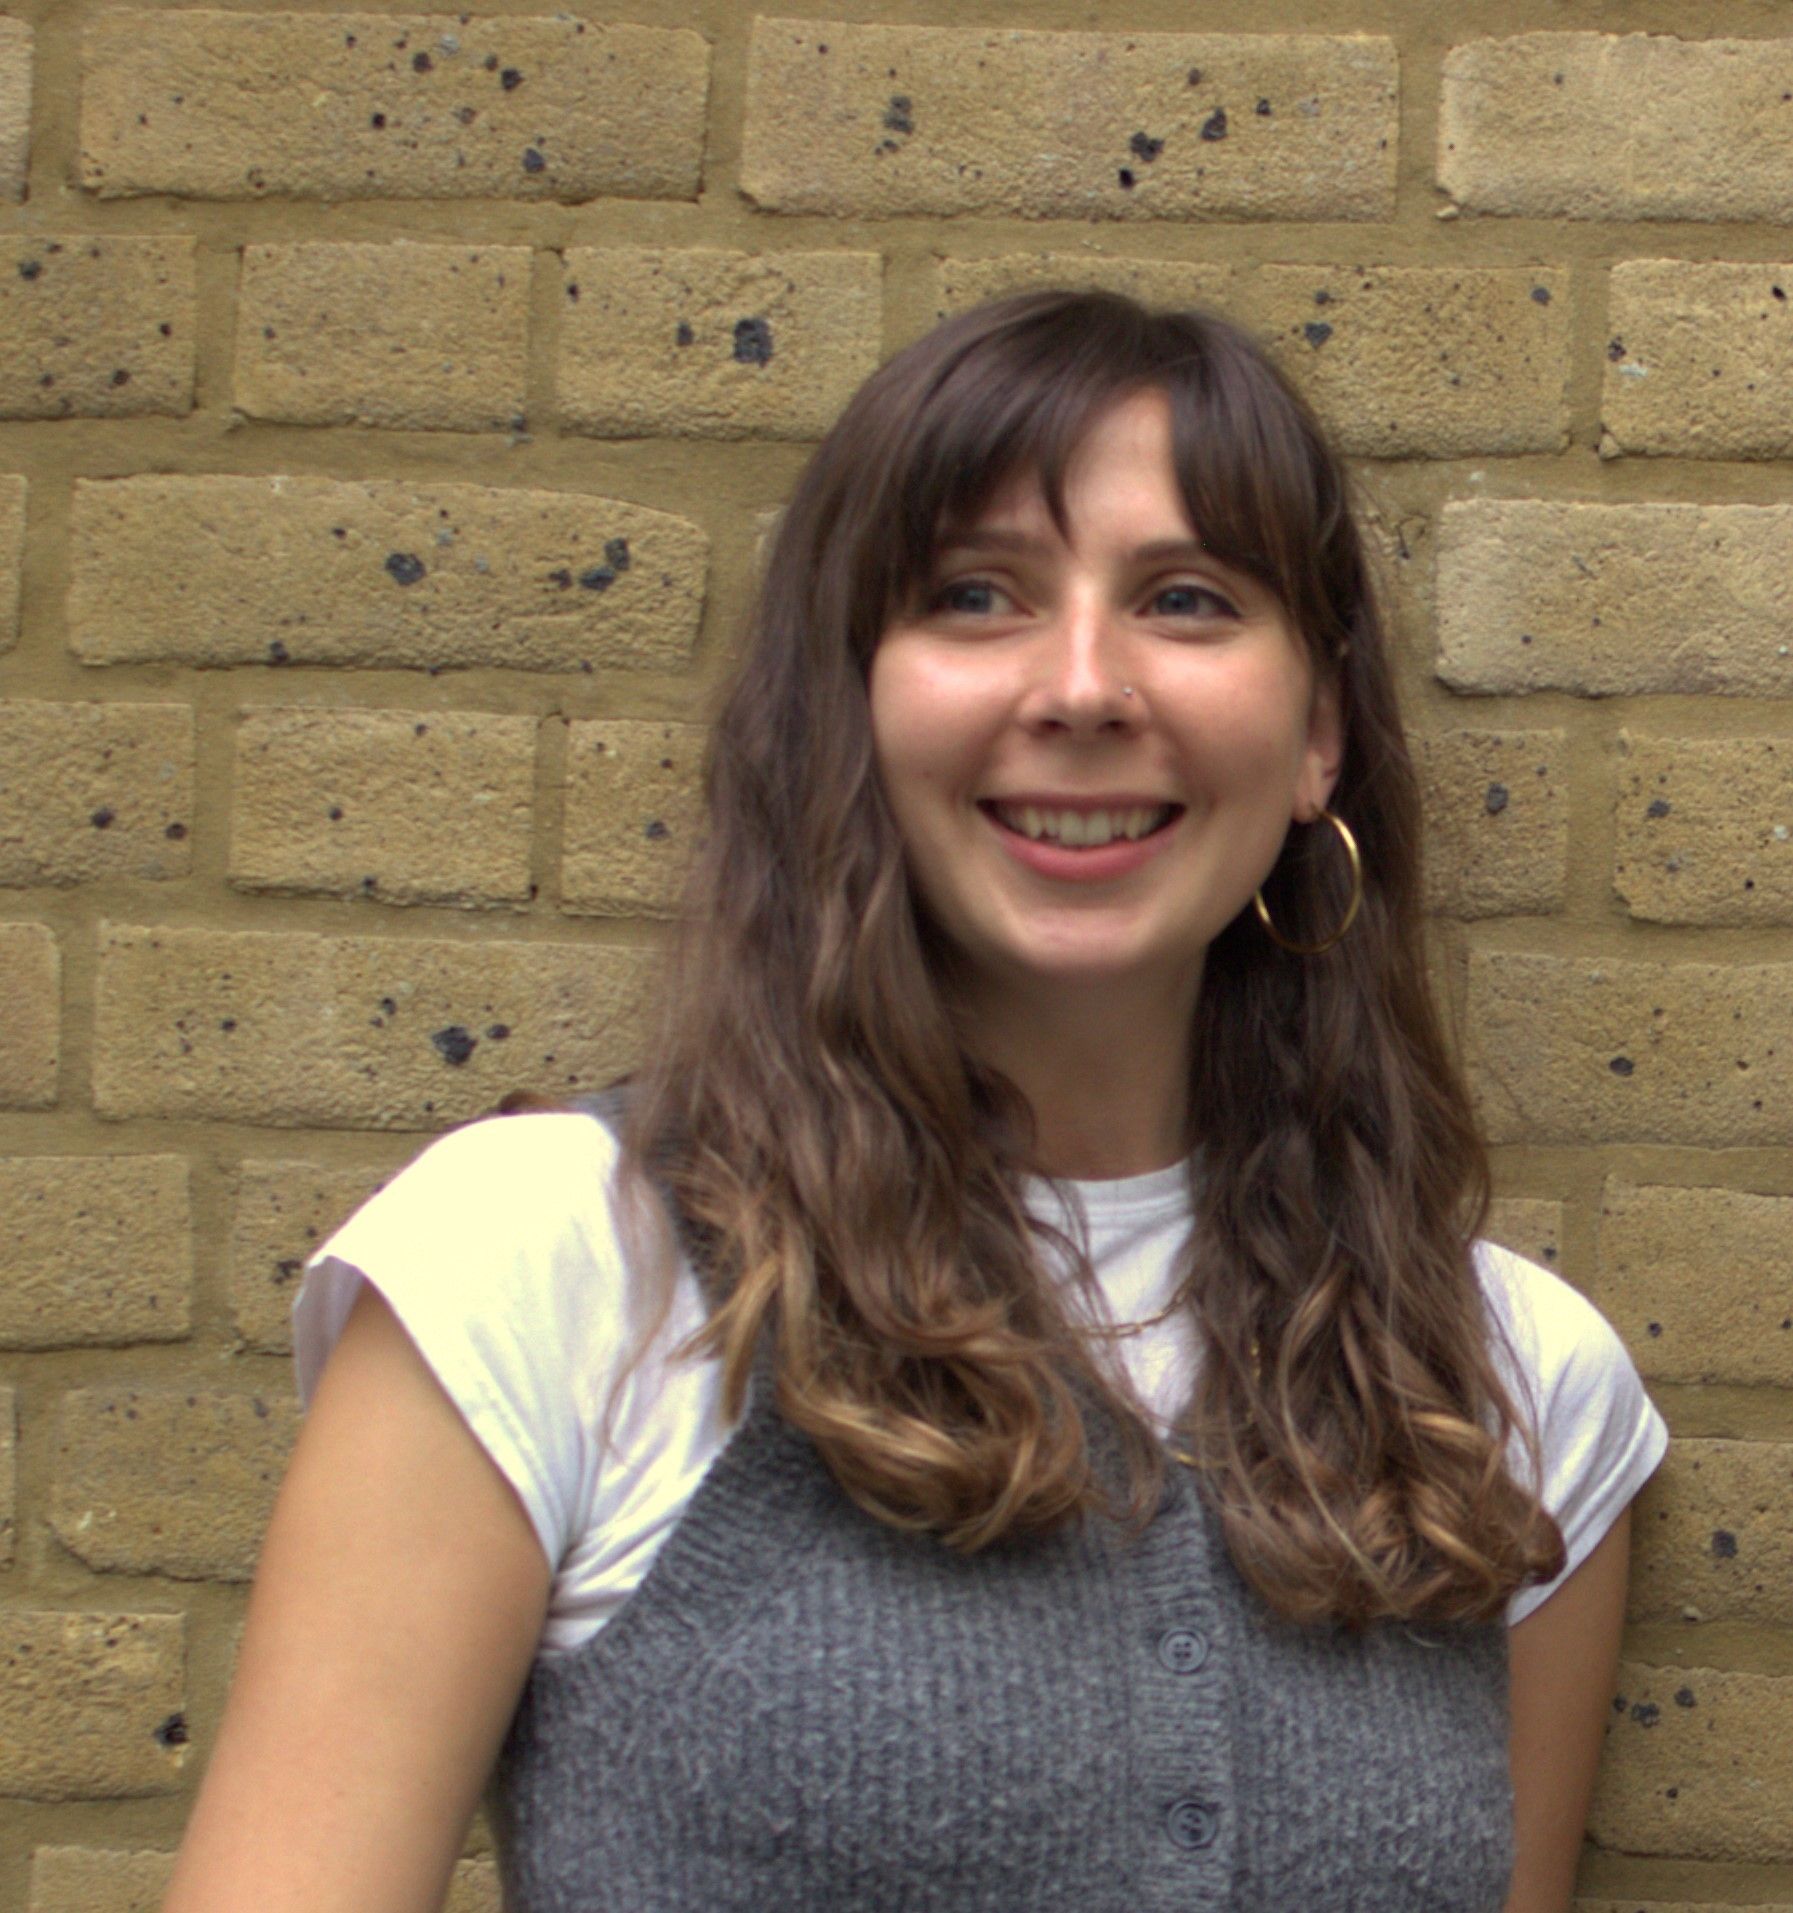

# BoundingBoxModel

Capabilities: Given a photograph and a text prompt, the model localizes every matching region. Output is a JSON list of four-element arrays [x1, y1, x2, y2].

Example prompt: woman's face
[[868, 387, 1342, 1013]]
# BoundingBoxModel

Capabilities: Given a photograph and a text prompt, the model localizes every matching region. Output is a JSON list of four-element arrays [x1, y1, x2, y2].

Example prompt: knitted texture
[[489, 1107, 1513, 1909]]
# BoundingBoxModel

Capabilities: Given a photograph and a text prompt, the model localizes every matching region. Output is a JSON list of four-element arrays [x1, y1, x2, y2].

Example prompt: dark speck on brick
[[580, 565, 617, 591], [1674, 1687, 1696, 1707], [155, 1713, 189, 1749], [1129, 131, 1163, 163], [90, 806, 115, 829], [1302, 322, 1332, 349], [549, 567, 572, 589], [1629, 1701, 1660, 1728], [1646, 797, 1671, 818], [1256, 98, 1272, 115], [604, 537, 632, 571], [1711, 1529, 1738, 1558], [501, 67, 523, 90], [1484, 783, 1509, 815], [487, 1023, 510, 1040], [412, 51, 432, 72], [1531, 285, 1551, 304], [675, 320, 694, 346], [522, 147, 546, 174], [17, 259, 39, 280], [884, 94, 914, 135], [385, 551, 426, 586], [328, 805, 344, 821], [1647, 1320, 1662, 1337], [220, 1017, 236, 1032], [1607, 338, 1626, 362], [1117, 168, 1135, 189], [267, 638, 289, 665], [381, 997, 397, 1016], [733, 317, 774, 365], [432, 1025, 477, 1066], [1186, 67, 1202, 86], [1607, 1055, 1635, 1077], [165, 821, 187, 840], [1200, 107, 1228, 141], [111, 368, 131, 387], [645, 818, 669, 840], [1775, 286, 1787, 301], [371, 112, 386, 129]]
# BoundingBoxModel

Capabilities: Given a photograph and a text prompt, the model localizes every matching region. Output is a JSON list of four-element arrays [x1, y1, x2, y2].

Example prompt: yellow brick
[[0, 18, 29, 202], [743, 21, 1396, 220], [1257, 266, 1570, 458], [51, 1389, 299, 1581], [1410, 730, 1566, 918], [561, 719, 705, 918], [0, 1387, 13, 1569], [1441, 34, 1793, 221], [0, 1614, 185, 1800], [1591, 1662, 1793, 1863], [93, 922, 652, 1128], [1482, 1198, 1564, 1276], [932, 257, 1241, 324], [1578, 1904, 1793, 1913], [1604, 262, 1793, 460], [1437, 501, 1793, 698], [0, 1157, 192, 1348], [0, 923, 58, 1108], [0, 236, 195, 419], [0, 473, 24, 657], [0, 701, 192, 885], [1615, 734, 1793, 926], [69, 475, 705, 673], [230, 1158, 397, 1352], [559, 246, 882, 440], [1595, 1183, 1793, 1389], [81, 12, 708, 202], [1631, 1440, 1793, 1626], [235, 241, 528, 431], [1467, 955, 1793, 1148], [231, 707, 534, 908], [26, 1848, 173, 1913], [445, 1859, 503, 1913]]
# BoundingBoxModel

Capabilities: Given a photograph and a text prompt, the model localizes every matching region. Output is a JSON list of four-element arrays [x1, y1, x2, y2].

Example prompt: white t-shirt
[[293, 1109, 1668, 1654]]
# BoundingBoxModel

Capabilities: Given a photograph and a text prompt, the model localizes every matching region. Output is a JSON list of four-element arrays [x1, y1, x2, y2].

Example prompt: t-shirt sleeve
[[291, 1109, 640, 1576], [1477, 1241, 1670, 1627]]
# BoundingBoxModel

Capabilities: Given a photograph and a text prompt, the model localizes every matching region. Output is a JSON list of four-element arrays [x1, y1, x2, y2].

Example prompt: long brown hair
[[603, 290, 1563, 1627]]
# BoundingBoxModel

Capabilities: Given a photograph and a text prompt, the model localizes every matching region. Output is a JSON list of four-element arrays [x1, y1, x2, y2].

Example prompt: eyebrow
[[933, 529, 1211, 563]]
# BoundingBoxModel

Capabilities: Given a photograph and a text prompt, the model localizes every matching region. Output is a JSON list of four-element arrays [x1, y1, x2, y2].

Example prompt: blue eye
[[1153, 583, 1239, 619], [934, 579, 1004, 615]]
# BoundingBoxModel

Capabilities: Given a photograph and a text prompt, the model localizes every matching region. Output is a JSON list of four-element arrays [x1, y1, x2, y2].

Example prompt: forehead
[[938, 389, 1193, 544]]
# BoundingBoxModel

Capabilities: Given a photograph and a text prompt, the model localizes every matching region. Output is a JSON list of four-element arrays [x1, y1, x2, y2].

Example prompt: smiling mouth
[[980, 801, 1182, 848]]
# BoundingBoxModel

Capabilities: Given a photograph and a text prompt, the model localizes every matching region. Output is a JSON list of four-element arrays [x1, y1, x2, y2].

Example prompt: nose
[[1019, 592, 1139, 733]]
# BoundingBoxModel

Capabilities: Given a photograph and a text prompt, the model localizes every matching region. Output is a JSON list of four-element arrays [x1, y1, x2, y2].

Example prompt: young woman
[[165, 292, 1666, 1912]]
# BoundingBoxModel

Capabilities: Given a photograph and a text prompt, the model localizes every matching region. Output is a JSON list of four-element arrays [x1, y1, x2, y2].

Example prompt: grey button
[[1158, 1626, 1209, 1674], [1166, 1798, 1220, 1851]]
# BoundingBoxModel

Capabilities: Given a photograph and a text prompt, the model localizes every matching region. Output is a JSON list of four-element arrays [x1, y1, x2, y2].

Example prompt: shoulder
[[1473, 1238, 1670, 1623]]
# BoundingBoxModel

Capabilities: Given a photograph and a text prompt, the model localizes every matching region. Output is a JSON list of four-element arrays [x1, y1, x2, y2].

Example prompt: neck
[[956, 967, 1199, 1180]]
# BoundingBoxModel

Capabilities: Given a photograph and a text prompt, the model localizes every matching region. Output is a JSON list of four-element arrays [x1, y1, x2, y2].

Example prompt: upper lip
[[979, 794, 1181, 812]]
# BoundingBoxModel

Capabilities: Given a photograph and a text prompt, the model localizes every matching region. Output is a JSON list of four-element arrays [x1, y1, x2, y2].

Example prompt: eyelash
[[929, 577, 1241, 621]]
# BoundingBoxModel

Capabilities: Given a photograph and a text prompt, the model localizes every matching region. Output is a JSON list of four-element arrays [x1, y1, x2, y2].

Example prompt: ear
[[1292, 672, 1345, 825]]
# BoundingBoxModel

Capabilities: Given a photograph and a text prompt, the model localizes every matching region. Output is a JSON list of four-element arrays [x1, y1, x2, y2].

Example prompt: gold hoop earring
[[1252, 808, 1363, 956]]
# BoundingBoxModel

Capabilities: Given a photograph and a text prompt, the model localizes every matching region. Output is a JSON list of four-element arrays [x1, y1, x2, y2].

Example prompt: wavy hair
[[576, 290, 1562, 1627]]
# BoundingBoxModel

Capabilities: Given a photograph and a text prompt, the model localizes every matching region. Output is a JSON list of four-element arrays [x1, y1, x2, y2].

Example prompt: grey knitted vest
[[490, 1112, 1513, 1910]]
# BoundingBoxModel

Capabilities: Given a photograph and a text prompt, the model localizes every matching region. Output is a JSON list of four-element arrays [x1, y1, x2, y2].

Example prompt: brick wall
[[2, 5, 1790, 1909]]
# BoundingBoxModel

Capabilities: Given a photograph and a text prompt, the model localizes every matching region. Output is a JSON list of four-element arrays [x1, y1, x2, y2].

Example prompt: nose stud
[[1122, 686, 1135, 698]]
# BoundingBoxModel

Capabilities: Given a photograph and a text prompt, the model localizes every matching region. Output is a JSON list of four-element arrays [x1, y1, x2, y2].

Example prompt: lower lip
[[981, 806, 1182, 882]]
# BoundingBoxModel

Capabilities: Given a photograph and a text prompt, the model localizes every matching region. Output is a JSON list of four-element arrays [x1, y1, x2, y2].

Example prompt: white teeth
[[993, 803, 1172, 846]]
